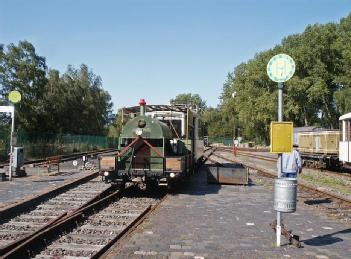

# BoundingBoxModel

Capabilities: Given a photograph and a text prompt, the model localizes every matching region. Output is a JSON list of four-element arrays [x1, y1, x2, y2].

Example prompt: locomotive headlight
[[170, 172, 175, 178], [135, 128, 143, 136], [104, 171, 109, 176]]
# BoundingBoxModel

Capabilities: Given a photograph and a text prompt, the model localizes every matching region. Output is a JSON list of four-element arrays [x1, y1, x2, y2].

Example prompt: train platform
[[0, 157, 98, 210], [105, 167, 351, 258]]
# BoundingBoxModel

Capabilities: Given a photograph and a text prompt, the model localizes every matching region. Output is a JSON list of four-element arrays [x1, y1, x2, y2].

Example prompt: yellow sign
[[270, 122, 293, 153], [8, 91, 21, 103]]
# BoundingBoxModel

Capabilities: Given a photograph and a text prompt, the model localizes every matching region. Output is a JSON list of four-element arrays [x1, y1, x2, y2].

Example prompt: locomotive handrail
[[117, 136, 141, 157], [117, 136, 164, 158], [142, 138, 164, 158]]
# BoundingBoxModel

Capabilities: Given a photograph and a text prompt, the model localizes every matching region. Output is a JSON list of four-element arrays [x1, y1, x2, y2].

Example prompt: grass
[[300, 173, 351, 196]]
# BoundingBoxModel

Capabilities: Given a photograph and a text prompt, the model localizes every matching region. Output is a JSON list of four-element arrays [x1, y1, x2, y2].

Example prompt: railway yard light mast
[[267, 54, 295, 247]]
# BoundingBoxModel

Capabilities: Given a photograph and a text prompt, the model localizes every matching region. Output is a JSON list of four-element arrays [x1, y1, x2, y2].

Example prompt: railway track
[[2, 186, 165, 258], [0, 148, 118, 169], [212, 149, 351, 201], [206, 148, 351, 222], [216, 146, 351, 180], [216, 146, 277, 162], [0, 174, 115, 257]]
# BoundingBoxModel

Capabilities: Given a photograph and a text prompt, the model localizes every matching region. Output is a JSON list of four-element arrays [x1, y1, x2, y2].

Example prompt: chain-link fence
[[0, 128, 118, 161]]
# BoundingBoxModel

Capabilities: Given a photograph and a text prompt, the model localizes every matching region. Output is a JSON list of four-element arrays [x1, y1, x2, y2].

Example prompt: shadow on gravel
[[303, 198, 332, 205], [302, 228, 351, 246]]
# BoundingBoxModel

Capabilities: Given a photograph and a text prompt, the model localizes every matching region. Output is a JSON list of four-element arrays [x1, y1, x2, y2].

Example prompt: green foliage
[[0, 41, 113, 136], [208, 13, 351, 145], [170, 93, 207, 113], [107, 108, 123, 137], [41, 65, 113, 135], [0, 41, 47, 131]]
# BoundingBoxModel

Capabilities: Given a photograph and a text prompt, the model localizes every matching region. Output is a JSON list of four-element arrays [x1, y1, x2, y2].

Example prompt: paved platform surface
[[0, 157, 97, 209], [106, 167, 351, 258]]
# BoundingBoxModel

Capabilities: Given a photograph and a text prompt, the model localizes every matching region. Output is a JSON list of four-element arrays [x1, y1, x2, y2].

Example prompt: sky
[[0, 0, 350, 112]]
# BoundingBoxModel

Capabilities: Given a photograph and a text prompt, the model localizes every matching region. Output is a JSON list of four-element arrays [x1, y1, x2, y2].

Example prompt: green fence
[[0, 129, 118, 161], [0, 128, 10, 161], [207, 137, 233, 146]]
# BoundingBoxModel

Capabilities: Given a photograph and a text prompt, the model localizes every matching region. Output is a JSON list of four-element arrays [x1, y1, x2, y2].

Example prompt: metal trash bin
[[274, 178, 297, 213]]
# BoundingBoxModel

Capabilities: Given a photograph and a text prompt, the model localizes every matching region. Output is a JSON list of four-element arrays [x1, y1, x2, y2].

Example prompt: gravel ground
[[218, 151, 351, 201], [0, 157, 99, 209], [104, 164, 351, 259], [215, 151, 351, 224]]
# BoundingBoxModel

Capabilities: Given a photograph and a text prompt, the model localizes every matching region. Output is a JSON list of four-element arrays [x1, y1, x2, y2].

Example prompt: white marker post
[[0, 105, 15, 181], [267, 54, 295, 247], [7, 91, 22, 181]]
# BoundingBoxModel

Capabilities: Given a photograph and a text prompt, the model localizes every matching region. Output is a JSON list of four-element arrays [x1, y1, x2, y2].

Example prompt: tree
[[0, 41, 48, 131], [333, 15, 351, 114], [107, 109, 123, 138], [0, 40, 114, 136], [44, 64, 113, 135], [282, 23, 341, 128], [211, 13, 351, 144], [170, 93, 207, 113]]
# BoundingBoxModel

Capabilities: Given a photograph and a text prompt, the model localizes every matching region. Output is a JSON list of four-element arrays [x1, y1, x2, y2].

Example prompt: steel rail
[[217, 147, 351, 180], [2, 187, 167, 259], [1, 187, 124, 258], [210, 150, 351, 205], [0, 148, 118, 168], [0, 174, 116, 257], [0, 171, 98, 221], [216, 146, 277, 162], [98, 193, 169, 258]]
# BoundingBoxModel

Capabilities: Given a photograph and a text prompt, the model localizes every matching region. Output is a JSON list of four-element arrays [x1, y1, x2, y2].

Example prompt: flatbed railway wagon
[[339, 112, 351, 167], [99, 99, 204, 189]]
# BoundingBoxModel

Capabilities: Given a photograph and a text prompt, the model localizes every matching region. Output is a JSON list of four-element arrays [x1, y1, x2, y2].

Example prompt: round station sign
[[8, 90, 21, 103], [267, 54, 295, 83]]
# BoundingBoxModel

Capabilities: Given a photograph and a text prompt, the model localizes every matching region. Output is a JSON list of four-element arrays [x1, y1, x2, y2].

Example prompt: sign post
[[7, 91, 22, 181], [267, 54, 295, 247]]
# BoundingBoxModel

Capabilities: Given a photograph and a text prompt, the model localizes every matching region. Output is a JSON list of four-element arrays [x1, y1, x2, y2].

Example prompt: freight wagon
[[298, 130, 341, 169]]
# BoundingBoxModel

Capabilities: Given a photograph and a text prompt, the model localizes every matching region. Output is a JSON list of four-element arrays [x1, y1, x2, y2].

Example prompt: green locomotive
[[99, 99, 204, 189]]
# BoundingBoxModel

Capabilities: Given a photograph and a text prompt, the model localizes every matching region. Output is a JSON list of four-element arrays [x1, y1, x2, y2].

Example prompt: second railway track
[[2, 186, 166, 258], [0, 148, 119, 169], [216, 146, 351, 180]]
